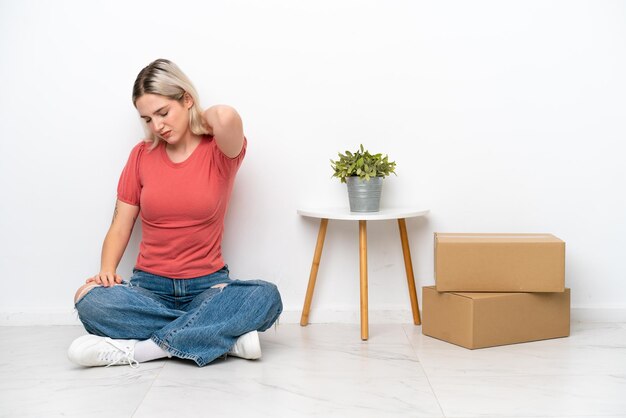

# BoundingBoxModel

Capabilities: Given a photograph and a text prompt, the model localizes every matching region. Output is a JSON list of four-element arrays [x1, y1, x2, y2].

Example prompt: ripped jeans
[[74, 267, 283, 366]]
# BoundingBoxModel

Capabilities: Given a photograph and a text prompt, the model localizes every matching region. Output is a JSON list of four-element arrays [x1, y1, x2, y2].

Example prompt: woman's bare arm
[[87, 199, 139, 287], [203, 105, 244, 158]]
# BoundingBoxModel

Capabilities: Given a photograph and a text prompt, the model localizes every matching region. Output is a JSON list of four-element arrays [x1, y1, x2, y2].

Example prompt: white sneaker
[[228, 330, 262, 360], [68, 335, 140, 368]]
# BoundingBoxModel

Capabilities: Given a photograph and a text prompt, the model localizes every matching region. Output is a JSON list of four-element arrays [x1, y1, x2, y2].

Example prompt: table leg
[[300, 218, 329, 326], [359, 220, 369, 340], [398, 218, 421, 325]]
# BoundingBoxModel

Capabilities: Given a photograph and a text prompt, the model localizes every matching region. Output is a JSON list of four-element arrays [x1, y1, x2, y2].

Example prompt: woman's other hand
[[86, 272, 123, 287]]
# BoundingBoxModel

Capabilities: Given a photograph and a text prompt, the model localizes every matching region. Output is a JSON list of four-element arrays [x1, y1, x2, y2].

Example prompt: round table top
[[297, 207, 430, 221]]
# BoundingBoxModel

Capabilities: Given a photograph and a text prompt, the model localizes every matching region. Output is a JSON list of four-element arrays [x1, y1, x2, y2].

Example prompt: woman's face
[[135, 93, 192, 145]]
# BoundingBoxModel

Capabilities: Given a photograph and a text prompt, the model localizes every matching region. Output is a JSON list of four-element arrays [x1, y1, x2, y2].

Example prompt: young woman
[[68, 59, 282, 368]]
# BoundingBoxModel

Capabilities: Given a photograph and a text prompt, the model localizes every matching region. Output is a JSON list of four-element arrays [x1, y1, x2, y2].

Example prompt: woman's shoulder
[[136, 138, 153, 149], [130, 138, 155, 154], [123, 139, 155, 165]]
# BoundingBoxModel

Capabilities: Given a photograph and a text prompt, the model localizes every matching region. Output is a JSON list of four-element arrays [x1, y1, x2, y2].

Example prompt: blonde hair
[[132, 59, 209, 150]]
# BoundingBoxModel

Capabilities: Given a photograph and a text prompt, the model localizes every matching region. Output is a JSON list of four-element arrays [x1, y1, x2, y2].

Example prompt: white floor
[[1, 322, 625, 418]]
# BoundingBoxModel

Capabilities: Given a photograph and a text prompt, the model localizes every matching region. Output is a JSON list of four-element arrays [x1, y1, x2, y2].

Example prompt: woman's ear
[[183, 92, 194, 109]]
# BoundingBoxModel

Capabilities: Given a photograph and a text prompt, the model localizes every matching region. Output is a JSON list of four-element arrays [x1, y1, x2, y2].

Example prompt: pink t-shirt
[[117, 136, 246, 279]]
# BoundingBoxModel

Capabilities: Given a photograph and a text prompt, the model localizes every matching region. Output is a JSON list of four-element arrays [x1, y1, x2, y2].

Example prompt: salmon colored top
[[117, 136, 246, 279]]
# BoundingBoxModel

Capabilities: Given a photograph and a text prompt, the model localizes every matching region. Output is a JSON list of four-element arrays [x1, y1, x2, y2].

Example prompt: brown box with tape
[[422, 286, 570, 349], [434, 233, 565, 292]]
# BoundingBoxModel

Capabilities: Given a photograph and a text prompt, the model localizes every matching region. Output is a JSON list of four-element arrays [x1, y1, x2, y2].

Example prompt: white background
[[1, 0, 625, 323]]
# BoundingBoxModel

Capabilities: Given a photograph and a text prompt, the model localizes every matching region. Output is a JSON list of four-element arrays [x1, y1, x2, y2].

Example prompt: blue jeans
[[74, 267, 283, 367]]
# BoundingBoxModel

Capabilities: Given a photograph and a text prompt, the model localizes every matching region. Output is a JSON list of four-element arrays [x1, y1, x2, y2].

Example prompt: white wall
[[1, 0, 625, 324]]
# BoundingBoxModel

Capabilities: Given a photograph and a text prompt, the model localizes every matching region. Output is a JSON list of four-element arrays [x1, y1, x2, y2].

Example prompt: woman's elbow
[[215, 105, 242, 130]]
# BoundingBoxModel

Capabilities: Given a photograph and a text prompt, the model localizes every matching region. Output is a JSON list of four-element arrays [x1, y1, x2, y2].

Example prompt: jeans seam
[[150, 335, 201, 365]]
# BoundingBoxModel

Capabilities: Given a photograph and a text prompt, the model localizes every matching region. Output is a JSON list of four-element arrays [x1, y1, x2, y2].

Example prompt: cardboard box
[[422, 286, 570, 349], [435, 233, 565, 292]]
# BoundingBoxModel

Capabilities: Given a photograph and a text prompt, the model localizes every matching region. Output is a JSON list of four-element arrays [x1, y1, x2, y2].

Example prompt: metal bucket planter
[[346, 176, 383, 212]]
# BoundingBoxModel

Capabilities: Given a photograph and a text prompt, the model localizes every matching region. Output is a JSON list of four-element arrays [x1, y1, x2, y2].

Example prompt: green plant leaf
[[330, 144, 396, 182]]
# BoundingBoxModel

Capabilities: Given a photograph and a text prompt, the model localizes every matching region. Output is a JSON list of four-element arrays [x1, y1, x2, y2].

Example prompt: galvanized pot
[[346, 176, 383, 212]]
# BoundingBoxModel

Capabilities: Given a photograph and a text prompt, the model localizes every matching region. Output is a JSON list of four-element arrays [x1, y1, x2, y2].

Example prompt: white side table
[[297, 207, 430, 340]]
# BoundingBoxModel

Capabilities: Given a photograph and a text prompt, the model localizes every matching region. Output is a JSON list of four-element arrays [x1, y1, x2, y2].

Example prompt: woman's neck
[[165, 133, 203, 162]]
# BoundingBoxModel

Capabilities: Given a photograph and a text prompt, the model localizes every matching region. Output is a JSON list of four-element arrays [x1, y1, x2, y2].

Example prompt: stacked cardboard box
[[422, 233, 570, 349]]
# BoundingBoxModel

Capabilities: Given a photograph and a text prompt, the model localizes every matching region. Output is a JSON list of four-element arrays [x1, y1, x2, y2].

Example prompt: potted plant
[[330, 144, 397, 212]]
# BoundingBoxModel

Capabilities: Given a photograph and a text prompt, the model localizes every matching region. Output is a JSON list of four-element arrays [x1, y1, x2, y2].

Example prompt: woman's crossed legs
[[70, 270, 282, 367]]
